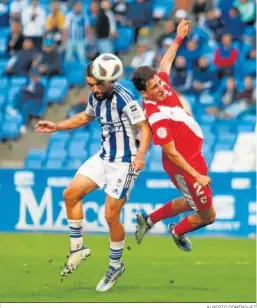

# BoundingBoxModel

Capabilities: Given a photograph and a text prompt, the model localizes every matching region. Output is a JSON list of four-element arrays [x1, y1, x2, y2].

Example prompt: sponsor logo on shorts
[[156, 127, 167, 139]]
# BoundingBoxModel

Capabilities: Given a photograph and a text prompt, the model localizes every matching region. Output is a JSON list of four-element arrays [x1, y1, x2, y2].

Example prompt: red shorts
[[162, 155, 213, 211]]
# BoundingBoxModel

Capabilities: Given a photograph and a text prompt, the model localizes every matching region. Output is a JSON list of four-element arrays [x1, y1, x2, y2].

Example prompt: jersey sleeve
[[157, 72, 171, 86], [123, 100, 146, 125], [144, 102, 173, 146], [85, 95, 96, 117]]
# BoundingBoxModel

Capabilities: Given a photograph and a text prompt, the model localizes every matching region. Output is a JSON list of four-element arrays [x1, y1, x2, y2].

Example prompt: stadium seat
[[7, 86, 20, 108], [152, 0, 174, 19], [24, 149, 46, 169], [10, 76, 28, 87], [64, 158, 84, 169], [49, 131, 71, 142], [44, 158, 66, 169], [64, 61, 86, 87], [114, 27, 134, 53], [70, 131, 90, 144], [1, 113, 23, 140], [89, 142, 100, 156], [67, 141, 88, 159], [0, 59, 8, 75], [47, 147, 67, 159], [46, 76, 69, 104], [0, 36, 8, 57]]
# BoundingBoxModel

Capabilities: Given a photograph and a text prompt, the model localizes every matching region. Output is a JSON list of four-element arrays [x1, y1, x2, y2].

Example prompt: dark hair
[[131, 66, 157, 91], [86, 62, 94, 78]]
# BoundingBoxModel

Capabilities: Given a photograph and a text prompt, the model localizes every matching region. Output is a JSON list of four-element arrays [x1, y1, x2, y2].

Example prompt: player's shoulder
[[114, 82, 138, 109], [143, 99, 159, 116]]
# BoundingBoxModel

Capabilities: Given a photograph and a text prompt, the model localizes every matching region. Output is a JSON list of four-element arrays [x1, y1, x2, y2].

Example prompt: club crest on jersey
[[157, 127, 167, 139]]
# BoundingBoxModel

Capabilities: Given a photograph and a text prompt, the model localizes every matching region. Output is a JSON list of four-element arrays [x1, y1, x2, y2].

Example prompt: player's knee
[[105, 206, 119, 226], [206, 208, 216, 225], [63, 187, 79, 203]]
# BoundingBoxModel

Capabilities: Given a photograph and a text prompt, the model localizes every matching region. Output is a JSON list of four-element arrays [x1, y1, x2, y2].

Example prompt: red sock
[[149, 201, 174, 224], [174, 217, 194, 236]]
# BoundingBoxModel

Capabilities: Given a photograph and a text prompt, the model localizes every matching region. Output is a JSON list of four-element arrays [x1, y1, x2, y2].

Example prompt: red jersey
[[143, 72, 206, 175]]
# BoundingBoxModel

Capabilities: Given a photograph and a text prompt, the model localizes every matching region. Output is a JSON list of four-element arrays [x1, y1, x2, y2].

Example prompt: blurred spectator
[[101, 0, 118, 39], [153, 49, 165, 69], [88, 0, 99, 26], [33, 38, 62, 77], [223, 76, 256, 117], [15, 67, 45, 127], [192, 0, 213, 22], [126, 0, 152, 42], [64, 1, 87, 62], [214, 34, 239, 79], [94, 1, 114, 54], [0, 0, 9, 27], [205, 8, 226, 41], [66, 93, 87, 118], [225, 7, 245, 41], [22, 0, 46, 50], [180, 39, 201, 68], [7, 21, 24, 56], [171, 56, 193, 93], [10, 0, 28, 21], [233, 0, 256, 25], [156, 21, 175, 49], [5, 39, 38, 76], [192, 56, 217, 95], [112, 0, 129, 25], [45, 1, 65, 49], [130, 39, 155, 69]]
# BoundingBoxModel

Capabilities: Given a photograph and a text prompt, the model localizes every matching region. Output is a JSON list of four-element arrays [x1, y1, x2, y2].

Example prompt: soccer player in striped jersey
[[35, 56, 151, 292], [131, 20, 216, 252]]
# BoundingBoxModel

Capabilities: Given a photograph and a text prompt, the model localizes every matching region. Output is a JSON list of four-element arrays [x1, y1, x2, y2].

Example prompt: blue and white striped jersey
[[85, 83, 146, 163], [65, 12, 87, 41]]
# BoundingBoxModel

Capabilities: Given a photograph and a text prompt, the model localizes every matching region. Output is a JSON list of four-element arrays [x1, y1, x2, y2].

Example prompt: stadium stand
[[0, 0, 255, 172]]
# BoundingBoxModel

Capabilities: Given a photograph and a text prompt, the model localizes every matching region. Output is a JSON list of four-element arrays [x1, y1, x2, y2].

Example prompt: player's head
[[86, 62, 114, 101], [131, 66, 166, 101]]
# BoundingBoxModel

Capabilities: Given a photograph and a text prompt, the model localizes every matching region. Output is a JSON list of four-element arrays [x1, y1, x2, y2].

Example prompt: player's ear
[[141, 90, 147, 99]]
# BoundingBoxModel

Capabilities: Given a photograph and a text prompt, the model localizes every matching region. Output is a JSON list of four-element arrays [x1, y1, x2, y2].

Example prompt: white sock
[[68, 219, 83, 251], [109, 240, 124, 269]]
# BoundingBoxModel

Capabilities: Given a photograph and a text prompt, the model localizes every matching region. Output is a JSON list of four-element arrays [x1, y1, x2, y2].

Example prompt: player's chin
[[158, 92, 166, 100]]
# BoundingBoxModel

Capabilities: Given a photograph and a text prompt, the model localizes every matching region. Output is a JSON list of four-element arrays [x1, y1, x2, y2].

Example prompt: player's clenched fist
[[35, 120, 58, 133], [177, 19, 191, 38]]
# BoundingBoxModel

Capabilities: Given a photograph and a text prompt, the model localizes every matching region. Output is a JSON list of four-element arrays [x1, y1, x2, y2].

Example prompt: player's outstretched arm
[[159, 19, 191, 75], [35, 112, 95, 133], [162, 141, 211, 187], [132, 120, 152, 172]]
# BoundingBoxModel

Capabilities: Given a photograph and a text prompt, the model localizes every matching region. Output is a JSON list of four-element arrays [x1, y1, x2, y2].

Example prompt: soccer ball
[[92, 53, 123, 81]]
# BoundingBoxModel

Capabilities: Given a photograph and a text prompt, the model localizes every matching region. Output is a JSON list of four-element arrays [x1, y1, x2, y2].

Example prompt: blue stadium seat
[[47, 140, 67, 152], [0, 59, 8, 75], [1, 113, 23, 140], [10, 76, 28, 87], [70, 131, 90, 144], [65, 158, 84, 169], [68, 142, 88, 159], [0, 36, 8, 57], [44, 158, 65, 169], [24, 149, 46, 169], [47, 147, 67, 159], [89, 142, 100, 156], [64, 61, 86, 87], [49, 131, 71, 142], [7, 86, 20, 107], [114, 27, 134, 52], [46, 76, 69, 104], [152, 0, 174, 19]]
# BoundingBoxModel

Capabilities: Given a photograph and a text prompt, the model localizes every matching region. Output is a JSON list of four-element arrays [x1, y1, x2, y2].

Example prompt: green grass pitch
[[0, 233, 255, 303]]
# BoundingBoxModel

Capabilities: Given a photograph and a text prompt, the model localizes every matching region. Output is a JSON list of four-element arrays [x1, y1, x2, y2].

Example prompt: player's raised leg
[[61, 174, 98, 277], [135, 197, 192, 244], [96, 194, 126, 292], [169, 177, 216, 252]]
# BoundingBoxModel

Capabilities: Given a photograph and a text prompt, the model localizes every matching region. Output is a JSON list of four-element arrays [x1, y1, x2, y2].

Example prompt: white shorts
[[76, 152, 139, 199]]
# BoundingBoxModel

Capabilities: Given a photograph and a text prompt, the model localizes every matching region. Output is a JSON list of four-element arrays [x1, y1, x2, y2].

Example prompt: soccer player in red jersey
[[131, 20, 216, 252]]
